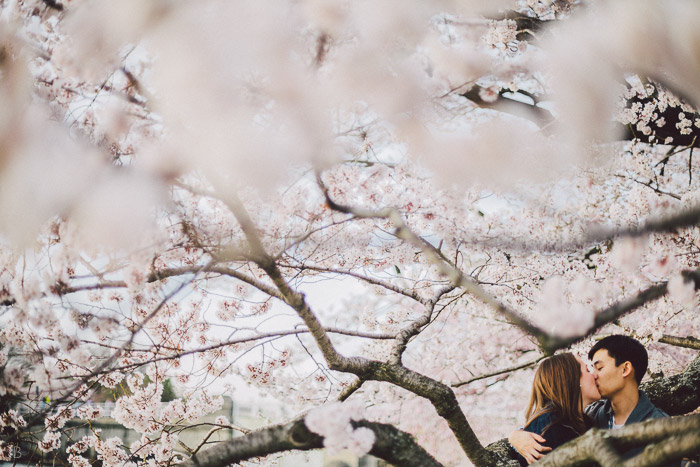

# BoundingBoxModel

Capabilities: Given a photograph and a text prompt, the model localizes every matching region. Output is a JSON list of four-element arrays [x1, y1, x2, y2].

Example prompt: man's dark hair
[[588, 335, 648, 385]]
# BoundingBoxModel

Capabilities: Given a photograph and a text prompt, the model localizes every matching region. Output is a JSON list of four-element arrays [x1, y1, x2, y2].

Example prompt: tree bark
[[180, 418, 442, 467], [642, 352, 700, 416], [532, 414, 700, 467]]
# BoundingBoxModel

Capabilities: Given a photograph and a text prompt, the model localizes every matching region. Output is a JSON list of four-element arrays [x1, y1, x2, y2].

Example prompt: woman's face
[[577, 356, 601, 406]]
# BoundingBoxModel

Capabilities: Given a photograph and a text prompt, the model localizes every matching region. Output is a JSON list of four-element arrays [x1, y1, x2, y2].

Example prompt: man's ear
[[621, 361, 634, 379]]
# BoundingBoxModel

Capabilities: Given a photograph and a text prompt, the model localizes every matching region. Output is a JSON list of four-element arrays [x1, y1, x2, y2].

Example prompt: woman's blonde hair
[[524, 352, 586, 435]]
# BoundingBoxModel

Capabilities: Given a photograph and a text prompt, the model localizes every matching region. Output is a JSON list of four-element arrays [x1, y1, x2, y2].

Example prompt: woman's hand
[[508, 430, 552, 464]]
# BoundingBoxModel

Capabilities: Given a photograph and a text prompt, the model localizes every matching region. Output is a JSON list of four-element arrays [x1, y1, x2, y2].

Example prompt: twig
[[453, 356, 544, 388]]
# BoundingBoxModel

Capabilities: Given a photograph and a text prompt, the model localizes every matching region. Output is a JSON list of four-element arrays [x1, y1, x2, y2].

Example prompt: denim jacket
[[585, 390, 668, 429], [585, 390, 672, 461]]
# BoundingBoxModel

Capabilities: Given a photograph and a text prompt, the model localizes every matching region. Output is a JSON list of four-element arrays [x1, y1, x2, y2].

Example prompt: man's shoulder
[[585, 399, 606, 414], [584, 399, 609, 425], [648, 405, 669, 420], [633, 390, 669, 422]]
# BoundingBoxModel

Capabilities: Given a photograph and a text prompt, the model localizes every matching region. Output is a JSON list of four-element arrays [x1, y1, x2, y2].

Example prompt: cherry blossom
[[0, 1, 699, 466]]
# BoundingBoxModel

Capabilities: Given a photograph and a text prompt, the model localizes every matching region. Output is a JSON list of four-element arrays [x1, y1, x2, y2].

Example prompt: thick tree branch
[[531, 414, 700, 467], [337, 377, 364, 402], [180, 418, 442, 467], [462, 77, 700, 155], [343, 360, 497, 465], [642, 353, 700, 416], [219, 190, 495, 464], [40, 0, 64, 11], [659, 334, 700, 351]]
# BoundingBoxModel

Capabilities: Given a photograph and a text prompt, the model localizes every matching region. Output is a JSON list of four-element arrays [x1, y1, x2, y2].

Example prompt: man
[[585, 335, 667, 434], [509, 335, 669, 463]]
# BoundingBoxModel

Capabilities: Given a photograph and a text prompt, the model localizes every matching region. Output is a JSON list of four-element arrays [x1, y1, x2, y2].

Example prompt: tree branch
[[40, 0, 64, 11], [82, 326, 394, 376], [337, 377, 364, 402], [542, 267, 700, 353], [350, 361, 497, 465], [224, 191, 349, 371], [292, 264, 430, 305], [319, 171, 700, 358], [659, 334, 700, 351], [180, 418, 443, 467], [531, 414, 700, 467], [589, 205, 700, 242], [61, 264, 284, 301], [642, 353, 700, 416], [317, 172, 549, 348], [461, 85, 554, 128], [453, 356, 544, 388], [388, 285, 455, 365]]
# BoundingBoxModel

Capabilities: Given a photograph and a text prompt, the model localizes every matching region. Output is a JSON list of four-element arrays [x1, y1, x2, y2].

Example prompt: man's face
[[591, 349, 627, 398]]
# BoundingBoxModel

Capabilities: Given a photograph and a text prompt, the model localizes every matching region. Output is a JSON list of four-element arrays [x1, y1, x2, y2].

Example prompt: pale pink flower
[[668, 275, 696, 308], [68, 454, 91, 467], [478, 85, 499, 103], [76, 405, 102, 420], [649, 254, 678, 278], [39, 431, 61, 452], [611, 237, 647, 274], [305, 400, 375, 456]]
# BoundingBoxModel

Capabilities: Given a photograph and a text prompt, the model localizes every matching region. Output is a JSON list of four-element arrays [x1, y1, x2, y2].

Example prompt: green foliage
[[161, 378, 177, 402]]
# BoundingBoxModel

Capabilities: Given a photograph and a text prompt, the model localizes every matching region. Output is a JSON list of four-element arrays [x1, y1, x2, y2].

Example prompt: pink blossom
[[611, 237, 647, 274], [305, 401, 375, 456], [39, 431, 61, 452], [68, 454, 91, 467], [668, 275, 696, 308]]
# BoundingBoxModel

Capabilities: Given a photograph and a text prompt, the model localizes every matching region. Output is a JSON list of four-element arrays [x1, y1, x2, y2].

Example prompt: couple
[[509, 335, 668, 465]]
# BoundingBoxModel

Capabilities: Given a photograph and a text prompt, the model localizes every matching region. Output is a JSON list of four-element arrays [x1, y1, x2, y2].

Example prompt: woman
[[511, 353, 601, 465]]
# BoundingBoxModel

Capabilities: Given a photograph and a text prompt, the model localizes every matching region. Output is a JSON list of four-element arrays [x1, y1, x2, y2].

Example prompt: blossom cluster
[[0, 409, 26, 431], [305, 401, 376, 456]]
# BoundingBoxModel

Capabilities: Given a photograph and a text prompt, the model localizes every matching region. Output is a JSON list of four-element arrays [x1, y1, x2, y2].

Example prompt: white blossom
[[305, 401, 375, 456], [668, 275, 696, 308]]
